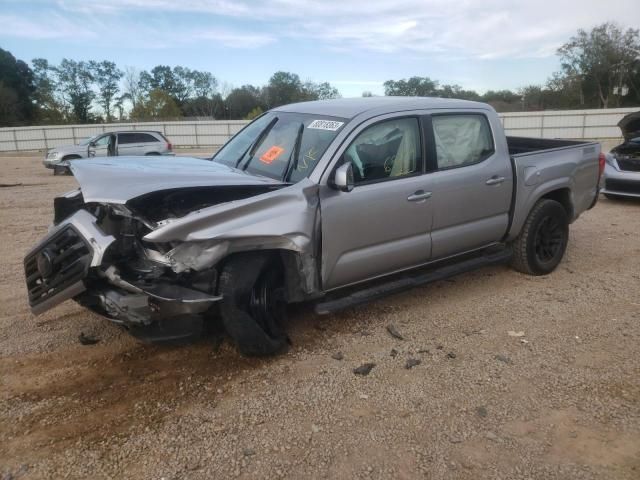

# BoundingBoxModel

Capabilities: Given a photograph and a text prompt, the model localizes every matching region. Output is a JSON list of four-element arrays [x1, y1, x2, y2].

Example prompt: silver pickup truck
[[24, 98, 603, 356]]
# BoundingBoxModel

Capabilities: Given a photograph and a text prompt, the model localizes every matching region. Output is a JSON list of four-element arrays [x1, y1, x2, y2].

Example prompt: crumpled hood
[[618, 111, 640, 141], [70, 156, 284, 204]]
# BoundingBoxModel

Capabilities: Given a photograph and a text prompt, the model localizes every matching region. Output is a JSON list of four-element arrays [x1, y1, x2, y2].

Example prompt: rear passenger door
[[117, 132, 159, 156], [116, 133, 138, 156], [426, 112, 512, 259]]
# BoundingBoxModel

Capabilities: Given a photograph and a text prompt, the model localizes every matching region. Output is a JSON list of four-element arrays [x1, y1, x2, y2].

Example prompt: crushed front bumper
[[24, 209, 115, 314], [43, 158, 69, 169], [24, 210, 222, 341]]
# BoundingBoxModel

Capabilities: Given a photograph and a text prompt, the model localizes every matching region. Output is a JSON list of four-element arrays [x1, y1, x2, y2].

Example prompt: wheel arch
[[61, 154, 82, 161], [539, 187, 574, 220], [216, 249, 320, 303], [508, 181, 575, 241]]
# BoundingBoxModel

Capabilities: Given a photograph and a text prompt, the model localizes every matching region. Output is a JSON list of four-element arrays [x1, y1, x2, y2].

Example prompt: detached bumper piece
[[24, 225, 92, 315], [77, 284, 222, 344]]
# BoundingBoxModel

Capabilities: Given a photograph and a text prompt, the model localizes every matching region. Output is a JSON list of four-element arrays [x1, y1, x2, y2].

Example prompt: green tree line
[[0, 22, 638, 127]]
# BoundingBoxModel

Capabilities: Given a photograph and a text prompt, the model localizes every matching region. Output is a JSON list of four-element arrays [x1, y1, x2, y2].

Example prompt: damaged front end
[[25, 197, 223, 342], [24, 157, 320, 343]]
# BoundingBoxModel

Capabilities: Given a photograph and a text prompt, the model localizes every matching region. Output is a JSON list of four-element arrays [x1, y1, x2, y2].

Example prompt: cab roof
[[272, 96, 491, 119]]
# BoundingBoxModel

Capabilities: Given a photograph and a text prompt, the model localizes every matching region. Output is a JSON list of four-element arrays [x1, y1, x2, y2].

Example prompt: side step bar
[[314, 248, 512, 315]]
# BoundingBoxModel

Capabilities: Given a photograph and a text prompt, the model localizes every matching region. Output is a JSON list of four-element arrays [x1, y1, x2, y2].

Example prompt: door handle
[[407, 190, 432, 202], [486, 176, 505, 186]]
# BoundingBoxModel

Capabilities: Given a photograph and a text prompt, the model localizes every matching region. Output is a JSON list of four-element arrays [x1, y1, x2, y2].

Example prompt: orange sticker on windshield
[[260, 146, 285, 164]]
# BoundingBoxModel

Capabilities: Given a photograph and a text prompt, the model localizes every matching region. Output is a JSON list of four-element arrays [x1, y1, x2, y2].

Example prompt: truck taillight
[[598, 153, 605, 177]]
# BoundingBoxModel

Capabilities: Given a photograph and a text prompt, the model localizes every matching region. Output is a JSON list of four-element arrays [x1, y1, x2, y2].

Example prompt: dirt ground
[[1, 153, 639, 480]]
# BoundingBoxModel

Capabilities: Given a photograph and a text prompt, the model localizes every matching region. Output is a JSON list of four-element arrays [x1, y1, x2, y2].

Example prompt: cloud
[[0, 8, 273, 50], [194, 31, 275, 49], [5, 0, 640, 60], [0, 13, 97, 40]]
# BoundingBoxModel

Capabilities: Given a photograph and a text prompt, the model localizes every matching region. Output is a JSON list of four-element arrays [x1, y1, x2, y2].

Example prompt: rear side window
[[118, 133, 137, 144], [432, 114, 494, 169], [345, 117, 422, 184], [118, 133, 159, 144], [137, 133, 159, 143]]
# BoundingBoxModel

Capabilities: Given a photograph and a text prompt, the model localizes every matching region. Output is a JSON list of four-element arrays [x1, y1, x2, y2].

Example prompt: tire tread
[[511, 199, 566, 275]]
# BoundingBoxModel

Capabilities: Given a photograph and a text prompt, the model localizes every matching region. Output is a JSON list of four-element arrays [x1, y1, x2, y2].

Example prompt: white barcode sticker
[[308, 120, 344, 131]]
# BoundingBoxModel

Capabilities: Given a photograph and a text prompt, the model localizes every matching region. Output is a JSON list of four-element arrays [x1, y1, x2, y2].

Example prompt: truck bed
[[505, 136, 600, 243], [506, 136, 591, 156]]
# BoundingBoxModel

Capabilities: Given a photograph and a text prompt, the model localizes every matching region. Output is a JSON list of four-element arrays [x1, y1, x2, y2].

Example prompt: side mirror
[[332, 162, 354, 192], [89, 141, 96, 148]]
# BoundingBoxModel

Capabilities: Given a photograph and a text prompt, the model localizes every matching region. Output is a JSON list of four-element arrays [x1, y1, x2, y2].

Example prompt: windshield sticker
[[308, 120, 344, 131], [260, 146, 285, 164]]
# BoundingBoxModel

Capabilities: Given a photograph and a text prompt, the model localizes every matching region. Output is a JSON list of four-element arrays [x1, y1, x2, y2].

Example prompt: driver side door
[[88, 134, 110, 158], [319, 115, 433, 290]]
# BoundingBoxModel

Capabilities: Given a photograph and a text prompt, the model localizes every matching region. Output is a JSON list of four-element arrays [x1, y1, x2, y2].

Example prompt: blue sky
[[1, 0, 639, 97]]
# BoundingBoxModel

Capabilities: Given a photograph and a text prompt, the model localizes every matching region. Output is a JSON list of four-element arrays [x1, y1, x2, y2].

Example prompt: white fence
[[0, 107, 637, 153], [0, 120, 249, 153]]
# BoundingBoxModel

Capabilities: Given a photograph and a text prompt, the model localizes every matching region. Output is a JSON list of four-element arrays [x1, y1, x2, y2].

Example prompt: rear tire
[[511, 199, 569, 276], [218, 253, 288, 356]]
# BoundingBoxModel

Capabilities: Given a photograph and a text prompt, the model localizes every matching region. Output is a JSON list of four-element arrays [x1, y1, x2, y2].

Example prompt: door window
[[93, 135, 109, 147], [117, 133, 135, 144], [344, 118, 422, 184], [432, 114, 494, 169]]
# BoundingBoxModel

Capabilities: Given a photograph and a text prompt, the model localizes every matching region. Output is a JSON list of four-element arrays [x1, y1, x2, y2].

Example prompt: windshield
[[213, 112, 347, 182], [78, 135, 98, 146]]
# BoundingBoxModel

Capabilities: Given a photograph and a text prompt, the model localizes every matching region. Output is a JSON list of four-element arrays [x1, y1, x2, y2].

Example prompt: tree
[[31, 58, 65, 123], [263, 71, 307, 108], [545, 71, 585, 108], [122, 66, 143, 110], [181, 94, 225, 119], [557, 23, 640, 108], [304, 81, 340, 100], [91, 60, 123, 122], [362, 91, 374, 97], [438, 84, 480, 101], [226, 85, 264, 119], [0, 82, 21, 126], [245, 106, 263, 120], [138, 65, 219, 114], [480, 90, 522, 112], [190, 70, 218, 98], [53, 59, 95, 123], [383, 77, 439, 96], [114, 94, 128, 121], [130, 88, 182, 120], [0, 48, 36, 126]]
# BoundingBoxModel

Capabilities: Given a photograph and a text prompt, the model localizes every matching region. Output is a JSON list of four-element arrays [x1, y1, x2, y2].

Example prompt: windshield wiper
[[283, 123, 304, 181], [236, 117, 279, 169]]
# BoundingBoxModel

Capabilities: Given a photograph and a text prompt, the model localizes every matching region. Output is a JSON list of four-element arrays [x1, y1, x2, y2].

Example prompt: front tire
[[511, 199, 569, 275], [218, 253, 288, 356]]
